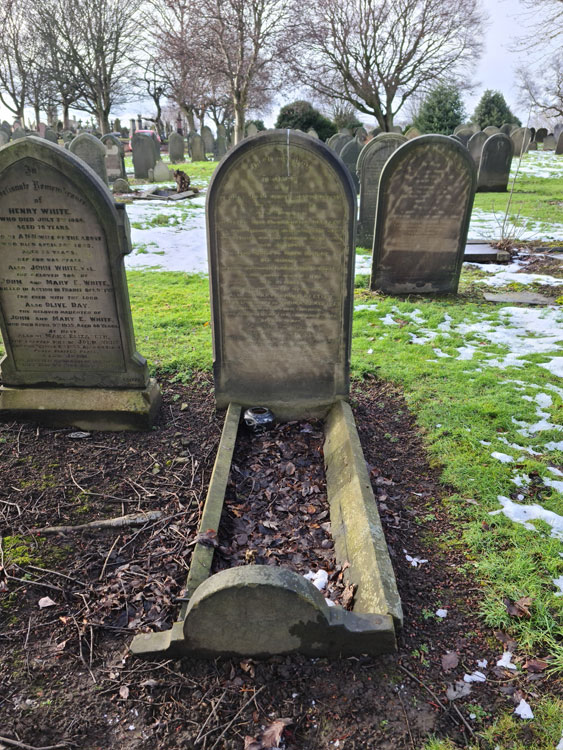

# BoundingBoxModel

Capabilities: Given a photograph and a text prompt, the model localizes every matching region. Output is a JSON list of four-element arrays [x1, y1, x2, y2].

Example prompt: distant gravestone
[[467, 131, 488, 167], [554, 123, 563, 140], [246, 123, 258, 137], [215, 135, 227, 159], [0, 130, 9, 147], [371, 135, 476, 294], [201, 125, 214, 154], [44, 128, 58, 143], [100, 133, 126, 182], [543, 134, 556, 151], [12, 128, 26, 140], [357, 133, 407, 248], [404, 127, 421, 139], [453, 124, 466, 135], [339, 138, 362, 193], [390, 126, 403, 134], [326, 134, 339, 149], [190, 133, 207, 162], [510, 127, 532, 156], [217, 123, 227, 138], [528, 141, 538, 151], [61, 130, 74, 144], [500, 123, 515, 136], [477, 133, 513, 192], [535, 127, 548, 143], [307, 128, 319, 138], [132, 132, 157, 178], [207, 130, 355, 417], [1, 121, 11, 136], [483, 125, 501, 136], [333, 134, 353, 156], [168, 131, 185, 162], [454, 129, 473, 146], [556, 132, 563, 155], [0, 137, 160, 429], [112, 177, 131, 193], [354, 127, 368, 144], [69, 133, 108, 185], [38, 123, 47, 137], [153, 160, 172, 181]]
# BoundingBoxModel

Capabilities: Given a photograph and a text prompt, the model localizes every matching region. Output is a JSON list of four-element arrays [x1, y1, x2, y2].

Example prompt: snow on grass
[[514, 698, 534, 719], [553, 576, 563, 596], [491, 496, 563, 539], [469, 208, 563, 243], [496, 651, 518, 670], [491, 451, 515, 463]]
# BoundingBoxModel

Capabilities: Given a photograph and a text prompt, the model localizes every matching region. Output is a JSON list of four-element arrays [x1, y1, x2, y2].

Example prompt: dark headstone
[[132, 132, 157, 178], [207, 130, 355, 418], [556, 131, 563, 155], [500, 123, 515, 136], [0, 121, 11, 136], [100, 133, 126, 182], [510, 127, 532, 156], [201, 125, 214, 154], [467, 131, 488, 166], [190, 133, 207, 162], [0, 130, 9, 147], [371, 135, 476, 294], [217, 123, 227, 138], [168, 131, 185, 162], [535, 127, 548, 143], [215, 135, 227, 159], [357, 134, 407, 247], [332, 134, 353, 156], [12, 128, 27, 140], [0, 137, 160, 428], [477, 133, 513, 192], [44, 128, 58, 143], [69, 133, 108, 185], [528, 141, 538, 151], [339, 138, 363, 193]]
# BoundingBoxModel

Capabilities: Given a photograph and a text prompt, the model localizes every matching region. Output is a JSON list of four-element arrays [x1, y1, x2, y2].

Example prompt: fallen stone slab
[[484, 292, 558, 306], [464, 242, 511, 263]]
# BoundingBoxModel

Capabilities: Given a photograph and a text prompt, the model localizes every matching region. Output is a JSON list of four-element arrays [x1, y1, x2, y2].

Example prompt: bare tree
[[517, 59, 563, 122], [0, 0, 41, 123], [289, 0, 485, 131], [33, 0, 141, 133]]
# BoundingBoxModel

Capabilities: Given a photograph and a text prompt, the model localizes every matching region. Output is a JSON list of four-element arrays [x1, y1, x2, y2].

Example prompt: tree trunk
[[62, 102, 71, 130], [180, 106, 196, 133], [34, 105, 40, 131], [234, 99, 245, 144]]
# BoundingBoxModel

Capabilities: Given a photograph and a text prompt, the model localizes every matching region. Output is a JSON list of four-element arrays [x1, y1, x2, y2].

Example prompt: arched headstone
[[339, 138, 363, 193], [69, 133, 108, 185], [332, 134, 353, 156], [371, 135, 476, 294], [500, 123, 516, 136], [101, 133, 126, 182], [404, 127, 421, 139], [190, 133, 207, 162], [246, 122, 258, 137], [131, 132, 157, 178], [477, 133, 513, 192], [510, 127, 532, 157], [0, 130, 9, 147], [528, 141, 538, 151], [201, 125, 214, 153], [307, 128, 319, 138], [467, 131, 488, 167], [483, 125, 501, 136], [207, 129, 356, 416], [44, 128, 58, 143], [0, 137, 160, 428], [215, 135, 227, 159], [168, 131, 185, 162], [556, 131, 563, 155], [543, 134, 556, 151], [357, 133, 407, 247], [535, 127, 548, 143]]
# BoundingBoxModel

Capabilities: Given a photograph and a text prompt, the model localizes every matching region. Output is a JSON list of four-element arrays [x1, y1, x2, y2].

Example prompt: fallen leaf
[[196, 529, 218, 548], [504, 596, 532, 618], [119, 685, 129, 700], [261, 718, 292, 747], [240, 659, 255, 678], [244, 738, 262, 750], [524, 658, 549, 673], [341, 583, 357, 610], [38, 596, 56, 609], [441, 651, 459, 671]]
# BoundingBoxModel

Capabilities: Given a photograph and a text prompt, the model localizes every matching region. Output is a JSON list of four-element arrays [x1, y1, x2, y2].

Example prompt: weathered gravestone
[[190, 133, 207, 162], [0, 130, 9, 147], [467, 131, 488, 167], [528, 141, 538, 151], [543, 134, 556, 150], [132, 132, 157, 178], [12, 128, 27, 140], [153, 160, 172, 181], [554, 123, 563, 140], [0, 137, 161, 429], [500, 123, 516, 136], [339, 138, 363, 193], [404, 127, 421, 139], [61, 130, 74, 144], [477, 133, 513, 192], [371, 135, 476, 294], [535, 127, 548, 143], [556, 131, 563, 155], [354, 127, 368, 144], [1, 121, 11, 136], [306, 128, 319, 138], [168, 131, 185, 162], [207, 129, 356, 417], [330, 134, 353, 155], [246, 122, 258, 137], [510, 127, 532, 156], [453, 128, 473, 146], [215, 135, 227, 159], [217, 123, 227, 138], [483, 125, 501, 136], [356, 133, 407, 247], [44, 128, 58, 143], [69, 133, 108, 185], [100, 133, 126, 182], [201, 125, 214, 154]]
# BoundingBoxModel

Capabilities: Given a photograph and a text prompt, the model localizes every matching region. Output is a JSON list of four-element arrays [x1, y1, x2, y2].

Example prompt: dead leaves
[[504, 596, 532, 618], [441, 651, 460, 672], [245, 718, 292, 749]]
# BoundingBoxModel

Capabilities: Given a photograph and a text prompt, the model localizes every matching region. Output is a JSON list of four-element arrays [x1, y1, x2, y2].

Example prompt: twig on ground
[[195, 689, 228, 744], [209, 686, 265, 750], [397, 689, 415, 749], [24, 565, 87, 588], [0, 736, 71, 750], [68, 466, 132, 503], [30, 511, 163, 535], [99, 536, 120, 581]]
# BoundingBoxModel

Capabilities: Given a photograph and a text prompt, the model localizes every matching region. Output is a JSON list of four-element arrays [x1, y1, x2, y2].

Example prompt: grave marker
[[0, 130, 9, 147], [357, 133, 406, 247], [100, 133, 126, 182], [69, 133, 108, 185], [0, 137, 160, 429], [535, 127, 548, 143], [190, 133, 207, 162], [510, 127, 532, 156], [246, 123, 258, 137], [483, 125, 501, 136], [44, 128, 58, 143], [201, 125, 214, 153], [543, 134, 556, 150], [371, 135, 476, 294], [467, 131, 488, 166], [132, 132, 157, 178], [477, 133, 513, 192], [168, 131, 185, 162], [556, 131, 563, 155], [339, 138, 362, 193]]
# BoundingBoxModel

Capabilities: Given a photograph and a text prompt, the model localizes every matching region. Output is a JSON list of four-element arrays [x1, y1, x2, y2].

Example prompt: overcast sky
[[0, 0, 552, 130]]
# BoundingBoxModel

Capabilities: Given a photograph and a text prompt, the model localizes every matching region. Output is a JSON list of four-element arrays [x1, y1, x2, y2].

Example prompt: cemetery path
[[0, 377, 559, 749]]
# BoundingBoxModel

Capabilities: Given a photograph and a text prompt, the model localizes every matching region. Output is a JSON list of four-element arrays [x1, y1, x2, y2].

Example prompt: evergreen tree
[[275, 101, 337, 141], [473, 90, 521, 128], [413, 83, 465, 134]]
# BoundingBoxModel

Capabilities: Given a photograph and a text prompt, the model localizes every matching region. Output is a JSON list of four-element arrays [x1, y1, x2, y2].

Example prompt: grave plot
[[131, 130, 401, 659]]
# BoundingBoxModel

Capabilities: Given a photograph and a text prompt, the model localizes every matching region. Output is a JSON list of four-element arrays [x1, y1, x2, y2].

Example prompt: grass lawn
[[2, 151, 563, 748]]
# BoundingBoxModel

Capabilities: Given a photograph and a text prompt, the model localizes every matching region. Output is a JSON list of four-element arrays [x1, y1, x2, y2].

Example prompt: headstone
[[307, 128, 319, 138], [454, 129, 473, 146], [510, 127, 532, 156], [483, 125, 501, 136], [535, 127, 547, 143], [217, 123, 227, 138], [100, 133, 126, 182], [0, 130, 9, 147], [215, 135, 227, 159], [201, 125, 214, 154], [390, 126, 403, 133], [0, 121, 11, 136], [354, 127, 368, 143], [339, 138, 363, 193], [69, 133, 108, 185], [61, 130, 74, 144], [554, 123, 563, 140], [207, 129, 355, 417], [246, 123, 258, 137], [44, 128, 58, 143], [38, 122, 47, 137], [543, 134, 556, 150], [467, 131, 488, 166], [556, 131, 563, 155], [500, 123, 515, 136], [132, 132, 157, 178], [0, 137, 160, 429], [528, 141, 538, 151], [333, 134, 353, 156], [453, 124, 466, 135], [404, 127, 421, 139], [477, 133, 513, 192], [168, 131, 185, 162], [530, 127, 536, 141], [112, 177, 131, 193], [356, 133, 407, 247], [326, 134, 340, 149], [370, 127, 383, 136], [12, 128, 26, 140], [153, 160, 172, 181], [371, 135, 476, 294], [190, 133, 207, 162]]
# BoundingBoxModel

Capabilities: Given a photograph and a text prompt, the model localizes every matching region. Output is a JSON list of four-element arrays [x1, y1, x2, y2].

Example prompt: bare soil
[[0, 375, 557, 749]]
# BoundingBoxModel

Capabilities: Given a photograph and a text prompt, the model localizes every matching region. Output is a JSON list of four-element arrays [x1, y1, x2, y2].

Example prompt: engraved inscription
[[0, 158, 125, 373]]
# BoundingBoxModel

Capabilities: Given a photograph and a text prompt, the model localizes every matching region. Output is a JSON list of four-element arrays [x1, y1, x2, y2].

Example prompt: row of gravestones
[[454, 122, 563, 154], [0, 130, 477, 432]]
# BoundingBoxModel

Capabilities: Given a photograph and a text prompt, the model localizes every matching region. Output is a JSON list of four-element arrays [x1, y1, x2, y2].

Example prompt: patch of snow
[[492, 495, 563, 539], [381, 313, 397, 325], [553, 576, 563, 596], [304, 569, 328, 591], [480, 440, 491, 445], [544, 476, 563, 494], [436, 608, 448, 618], [548, 466, 563, 477], [438, 314, 452, 332], [367, 348, 373, 355], [456, 346, 476, 360], [463, 671, 486, 683], [433, 348, 451, 358], [496, 652, 517, 670], [557, 731, 563, 750], [354, 304, 379, 312], [477, 659, 488, 668], [491, 451, 514, 463], [514, 699, 534, 720], [511, 474, 531, 488], [539, 357, 563, 378], [403, 550, 428, 567]]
